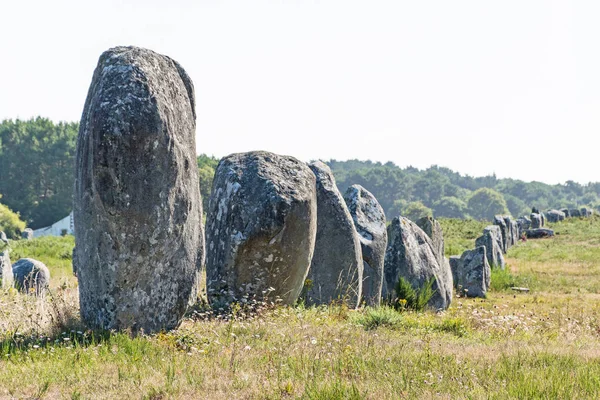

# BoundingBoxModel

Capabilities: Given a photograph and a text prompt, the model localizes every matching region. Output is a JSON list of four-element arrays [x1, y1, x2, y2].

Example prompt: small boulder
[[530, 213, 543, 229], [475, 225, 505, 269], [12, 258, 50, 295], [0, 252, 12, 289], [344, 185, 388, 306], [21, 228, 34, 240], [525, 228, 555, 239], [456, 247, 490, 298], [206, 151, 317, 308], [303, 161, 363, 308], [384, 217, 452, 310]]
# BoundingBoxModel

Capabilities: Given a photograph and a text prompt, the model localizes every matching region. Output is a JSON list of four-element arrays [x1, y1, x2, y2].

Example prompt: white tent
[[33, 212, 74, 237]]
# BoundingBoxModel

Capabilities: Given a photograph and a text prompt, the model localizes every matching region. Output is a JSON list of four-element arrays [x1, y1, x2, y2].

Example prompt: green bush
[[0, 203, 26, 239], [393, 276, 436, 312]]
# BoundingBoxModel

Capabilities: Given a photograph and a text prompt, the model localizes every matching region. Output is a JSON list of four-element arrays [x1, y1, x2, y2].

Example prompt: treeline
[[1, 118, 598, 233]]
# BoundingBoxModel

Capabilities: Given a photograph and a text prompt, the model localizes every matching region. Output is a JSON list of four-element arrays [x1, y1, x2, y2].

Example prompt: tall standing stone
[[0, 252, 12, 289], [475, 225, 505, 269], [303, 161, 363, 308], [493, 216, 509, 253], [74, 47, 204, 333], [530, 213, 543, 229], [384, 217, 452, 310], [456, 247, 490, 298], [416, 216, 445, 266], [344, 185, 387, 306], [206, 151, 317, 308]]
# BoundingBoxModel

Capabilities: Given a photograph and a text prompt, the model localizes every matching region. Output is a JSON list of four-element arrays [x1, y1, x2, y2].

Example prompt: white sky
[[1, 0, 598, 184]]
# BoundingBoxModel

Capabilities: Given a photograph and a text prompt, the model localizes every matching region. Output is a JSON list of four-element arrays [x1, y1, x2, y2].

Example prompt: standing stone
[[74, 46, 204, 333], [493, 216, 509, 253], [206, 151, 317, 308], [12, 258, 50, 295], [0, 231, 8, 245], [456, 247, 490, 298], [21, 228, 34, 240], [384, 217, 452, 310], [449, 256, 461, 287], [344, 185, 388, 306], [530, 213, 543, 229], [303, 161, 362, 308], [540, 212, 546, 227], [475, 225, 505, 269], [532, 207, 540, 214], [581, 207, 591, 217], [517, 216, 531, 232], [546, 210, 566, 223], [502, 216, 519, 247], [416, 216, 445, 266], [570, 209, 582, 218], [561, 208, 571, 218], [0, 252, 12, 289]]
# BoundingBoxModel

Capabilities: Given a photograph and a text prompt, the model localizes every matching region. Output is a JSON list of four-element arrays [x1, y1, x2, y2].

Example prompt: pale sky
[[1, 1, 598, 184]]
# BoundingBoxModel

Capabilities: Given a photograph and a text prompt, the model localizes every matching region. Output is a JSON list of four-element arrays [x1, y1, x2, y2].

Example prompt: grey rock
[[530, 213, 543, 229], [456, 247, 490, 298], [0, 252, 12, 289], [561, 208, 571, 218], [540, 212, 546, 227], [416, 216, 445, 266], [0, 231, 8, 245], [303, 161, 363, 308], [546, 210, 566, 223], [532, 207, 540, 214], [21, 228, 33, 240], [449, 256, 461, 287], [74, 46, 204, 333], [525, 228, 555, 239], [206, 151, 317, 308], [475, 225, 505, 269], [12, 258, 50, 295], [570, 209, 582, 218], [344, 185, 387, 306], [384, 217, 452, 310], [493, 215, 509, 253], [503, 216, 519, 248], [581, 207, 592, 217], [517, 216, 531, 232]]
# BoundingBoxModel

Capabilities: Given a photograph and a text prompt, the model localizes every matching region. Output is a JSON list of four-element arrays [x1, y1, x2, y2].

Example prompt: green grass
[[439, 218, 490, 256], [1, 217, 600, 398]]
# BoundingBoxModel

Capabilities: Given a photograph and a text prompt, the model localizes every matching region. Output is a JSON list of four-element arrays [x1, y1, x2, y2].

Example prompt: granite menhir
[[74, 46, 204, 333]]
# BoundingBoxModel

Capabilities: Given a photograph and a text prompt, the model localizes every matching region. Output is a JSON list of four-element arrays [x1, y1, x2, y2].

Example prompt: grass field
[[1, 217, 600, 399]]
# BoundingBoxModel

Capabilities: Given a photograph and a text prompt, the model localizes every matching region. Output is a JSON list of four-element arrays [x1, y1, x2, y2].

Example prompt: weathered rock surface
[[493, 216, 509, 253], [540, 212, 546, 227], [570, 209, 582, 218], [21, 229, 33, 240], [530, 213, 543, 229], [561, 208, 571, 218], [12, 258, 50, 295], [503, 216, 519, 248], [74, 46, 204, 333], [456, 247, 490, 298], [0, 252, 12, 289], [384, 217, 452, 310], [344, 185, 387, 306], [546, 210, 566, 223], [517, 216, 531, 232], [0, 231, 8, 245], [525, 228, 555, 239], [449, 255, 461, 286], [532, 207, 540, 214], [581, 207, 592, 217], [475, 225, 505, 269], [303, 161, 362, 307], [416, 216, 445, 266], [206, 151, 317, 308]]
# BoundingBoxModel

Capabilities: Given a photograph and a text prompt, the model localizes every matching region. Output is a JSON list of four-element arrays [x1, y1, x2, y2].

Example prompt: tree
[[467, 188, 509, 221], [0, 202, 26, 239], [433, 196, 469, 219], [403, 201, 433, 222], [503, 194, 529, 218], [197, 154, 219, 213], [0, 118, 78, 228]]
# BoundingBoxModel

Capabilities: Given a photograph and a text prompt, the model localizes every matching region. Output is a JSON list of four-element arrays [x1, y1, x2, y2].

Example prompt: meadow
[[1, 217, 600, 399]]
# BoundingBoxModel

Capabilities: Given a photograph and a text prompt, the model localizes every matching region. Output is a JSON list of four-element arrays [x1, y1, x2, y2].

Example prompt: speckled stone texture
[[530, 213, 543, 229], [456, 247, 490, 298], [13, 258, 50, 295], [0, 252, 12, 289], [74, 46, 204, 333], [343, 185, 387, 306], [384, 217, 452, 310], [206, 151, 317, 308], [416, 216, 445, 266], [493, 215, 509, 253], [475, 225, 505, 269], [303, 161, 363, 308]]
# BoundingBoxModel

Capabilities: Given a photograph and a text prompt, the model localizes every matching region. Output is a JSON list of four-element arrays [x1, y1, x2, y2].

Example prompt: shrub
[[393, 276, 436, 312], [0, 202, 26, 239]]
